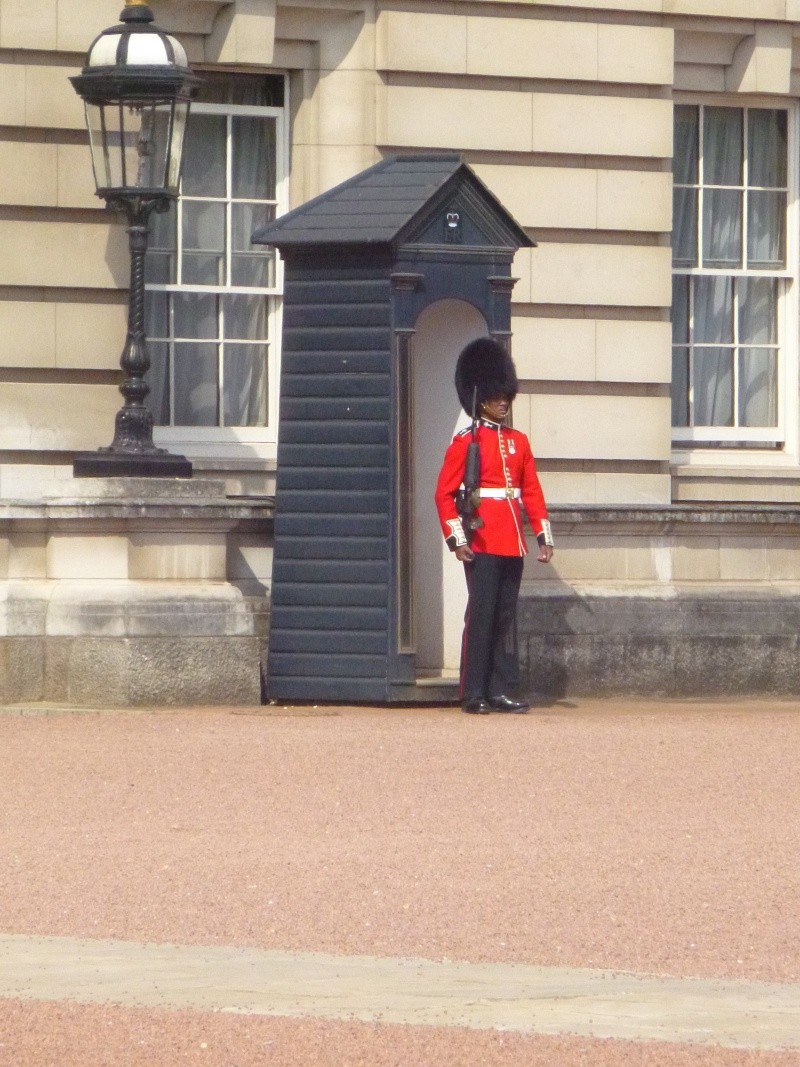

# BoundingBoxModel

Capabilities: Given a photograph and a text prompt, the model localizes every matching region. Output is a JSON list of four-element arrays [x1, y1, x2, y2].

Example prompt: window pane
[[230, 204, 276, 287], [694, 275, 733, 343], [739, 278, 777, 344], [182, 201, 226, 285], [182, 113, 226, 197], [173, 342, 218, 426], [182, 254, 224, 286], [748, 109, 787, 188], [232, 117, 276, 199], [738, 348, 777, 427], [145, 341, 170, 425], [146, 205, 176, 285], [223, 343, 268, 426], [183, 200, 226, 251], [673, 105, 698, 185], [672, 274, 689, 344], [747, 190, 786, 269], [146, 290, 168, 340], [693, 347, 733, 426], [150, 205, 176, 250], [231, 203, 275, 250], [702, 189, 742, 267], [671, 347, 689, 426], [703, 108, 743, 186], [232, 253, 275, 288], [223, 294, 269, 340], [173, 292, 218, 339], [144, 253, 173, 286], [672, 188, 697, 267]]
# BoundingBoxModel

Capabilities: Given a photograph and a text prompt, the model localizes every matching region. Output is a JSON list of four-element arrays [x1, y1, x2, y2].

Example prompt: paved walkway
[[3, 933, 800, 1052]]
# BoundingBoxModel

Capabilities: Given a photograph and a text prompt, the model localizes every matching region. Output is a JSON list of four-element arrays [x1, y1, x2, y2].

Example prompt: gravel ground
[[1, 1000, 799, 1067], [1, 699, 799, 1064]]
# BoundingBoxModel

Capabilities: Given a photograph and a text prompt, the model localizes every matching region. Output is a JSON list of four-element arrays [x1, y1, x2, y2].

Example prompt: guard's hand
[[537, 545, 554, 564], [455, 545, 475, 562]]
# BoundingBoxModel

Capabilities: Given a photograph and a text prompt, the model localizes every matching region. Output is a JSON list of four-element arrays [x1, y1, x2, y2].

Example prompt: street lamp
[[70, 0, 199, 477]]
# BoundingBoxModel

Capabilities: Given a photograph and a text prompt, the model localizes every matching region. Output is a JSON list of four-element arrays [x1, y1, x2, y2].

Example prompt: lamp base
[[73, 450, 192, 478]]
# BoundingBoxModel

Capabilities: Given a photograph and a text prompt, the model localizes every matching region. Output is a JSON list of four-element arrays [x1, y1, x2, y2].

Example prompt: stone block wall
[[519, 507, 800, 698]]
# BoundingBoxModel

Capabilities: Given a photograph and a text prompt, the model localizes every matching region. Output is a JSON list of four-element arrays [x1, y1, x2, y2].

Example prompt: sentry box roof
[[252, 153, 534, 252]]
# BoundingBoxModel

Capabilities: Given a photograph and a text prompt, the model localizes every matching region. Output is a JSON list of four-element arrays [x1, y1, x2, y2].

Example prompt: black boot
[[488, 695, 529, 713], [462, 698, 491, 714]]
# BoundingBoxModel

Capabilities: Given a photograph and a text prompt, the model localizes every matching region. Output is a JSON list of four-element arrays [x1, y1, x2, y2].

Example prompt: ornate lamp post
[[71, 0, 199, 477]]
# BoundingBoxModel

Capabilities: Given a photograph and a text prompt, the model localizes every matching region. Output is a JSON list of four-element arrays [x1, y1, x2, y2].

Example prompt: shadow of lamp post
[[70, 0, 199, 477]]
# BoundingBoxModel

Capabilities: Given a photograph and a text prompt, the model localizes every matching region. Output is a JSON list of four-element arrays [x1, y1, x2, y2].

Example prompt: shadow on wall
[[518, 588, 800, 699]]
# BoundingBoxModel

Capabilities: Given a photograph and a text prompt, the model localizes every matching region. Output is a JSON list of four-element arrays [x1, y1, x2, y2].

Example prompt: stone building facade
[[2, 0, 800, 703]]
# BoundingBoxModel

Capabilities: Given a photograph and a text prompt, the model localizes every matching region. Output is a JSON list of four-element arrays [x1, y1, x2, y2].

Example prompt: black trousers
[[460, 553, 524, 703]]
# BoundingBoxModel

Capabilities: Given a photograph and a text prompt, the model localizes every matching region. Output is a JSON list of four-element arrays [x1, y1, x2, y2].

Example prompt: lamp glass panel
[[86, 102, 126, 189], [166, 100, 190, 192], [85, 102, 113, 191], [121, 99, 172, 191]]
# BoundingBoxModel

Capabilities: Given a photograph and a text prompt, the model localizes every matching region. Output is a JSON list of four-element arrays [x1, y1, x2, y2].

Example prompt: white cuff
[[445, 518, 468, 550]]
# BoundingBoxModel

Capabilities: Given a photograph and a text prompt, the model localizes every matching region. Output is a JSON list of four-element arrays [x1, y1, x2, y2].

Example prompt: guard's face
[[481, 394, 511, 422]]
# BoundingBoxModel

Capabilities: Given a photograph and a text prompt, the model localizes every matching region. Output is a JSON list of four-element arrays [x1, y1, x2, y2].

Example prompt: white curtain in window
[[222, 115, 272, 424], [702, 109, 742, 267], [748, 111, 787, 268]]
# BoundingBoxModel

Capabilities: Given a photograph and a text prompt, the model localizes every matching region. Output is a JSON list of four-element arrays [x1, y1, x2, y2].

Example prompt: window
[[671, 103, 794, 447], [144, 74, 287, 451]]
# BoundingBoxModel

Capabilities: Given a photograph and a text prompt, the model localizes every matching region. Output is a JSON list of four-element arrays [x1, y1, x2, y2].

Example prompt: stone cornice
[[551, 503, 800, 531], [447, 0, 800, 24], [0, 498, 274, 530]]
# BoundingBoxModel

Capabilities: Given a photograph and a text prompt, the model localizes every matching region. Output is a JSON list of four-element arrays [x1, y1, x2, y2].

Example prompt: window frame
[[149, 81, 289, 460], [671, 95, 799, 465]]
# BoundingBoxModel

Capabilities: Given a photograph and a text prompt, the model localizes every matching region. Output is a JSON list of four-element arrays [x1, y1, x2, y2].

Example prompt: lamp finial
[[120, 1, 153, 22]]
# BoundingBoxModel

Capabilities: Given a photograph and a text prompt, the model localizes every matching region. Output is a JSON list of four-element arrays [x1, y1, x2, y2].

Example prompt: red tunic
[[435, 419, 551, 557]]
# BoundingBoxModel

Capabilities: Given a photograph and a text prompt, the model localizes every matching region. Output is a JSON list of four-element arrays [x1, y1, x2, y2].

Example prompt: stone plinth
[[0, 478, 272, 706]]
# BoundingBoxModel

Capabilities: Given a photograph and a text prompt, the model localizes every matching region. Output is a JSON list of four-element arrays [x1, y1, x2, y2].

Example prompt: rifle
[[456, 386, 484, 538]]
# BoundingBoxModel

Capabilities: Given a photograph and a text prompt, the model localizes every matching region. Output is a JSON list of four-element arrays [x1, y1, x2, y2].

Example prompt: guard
[[434, 338, 554, 714]]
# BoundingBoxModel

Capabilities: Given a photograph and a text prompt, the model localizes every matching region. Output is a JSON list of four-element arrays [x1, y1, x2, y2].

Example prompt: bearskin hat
[[455, 337, 518, 415]]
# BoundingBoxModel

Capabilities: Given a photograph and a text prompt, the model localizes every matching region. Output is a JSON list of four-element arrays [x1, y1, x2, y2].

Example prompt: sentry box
[[253, 155, 534, 704]]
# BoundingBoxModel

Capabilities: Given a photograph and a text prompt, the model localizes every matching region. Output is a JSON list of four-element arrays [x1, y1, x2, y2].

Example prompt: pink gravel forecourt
[[1, 999, 798, 1067], [1, 698, 799, 1064]]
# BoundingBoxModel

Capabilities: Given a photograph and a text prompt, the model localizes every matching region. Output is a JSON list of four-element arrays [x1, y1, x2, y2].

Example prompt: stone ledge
[[0, 499, 274, 523], [550, 504, 800, 530]]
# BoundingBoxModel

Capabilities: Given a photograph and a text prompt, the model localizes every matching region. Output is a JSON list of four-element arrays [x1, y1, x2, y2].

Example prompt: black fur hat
[[455, 337, 518, 415]]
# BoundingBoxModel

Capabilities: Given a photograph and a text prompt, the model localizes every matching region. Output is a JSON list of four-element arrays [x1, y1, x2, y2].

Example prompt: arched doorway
[[411, 299, 488, 679]]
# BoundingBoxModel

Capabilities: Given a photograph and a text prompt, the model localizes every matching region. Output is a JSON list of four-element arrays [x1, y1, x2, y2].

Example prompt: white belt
[[479, 487, 521, 500]]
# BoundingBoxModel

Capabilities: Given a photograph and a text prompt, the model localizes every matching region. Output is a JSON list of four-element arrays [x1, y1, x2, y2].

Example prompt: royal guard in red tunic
[[435, 338, 554, 714]]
